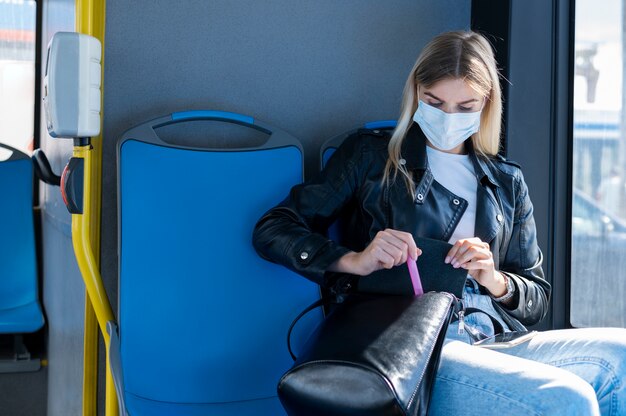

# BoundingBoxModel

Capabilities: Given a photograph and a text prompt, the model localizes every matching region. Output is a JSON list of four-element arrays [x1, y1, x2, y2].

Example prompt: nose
[[439, 103, 455, 114], [438, 104, 455, 114]]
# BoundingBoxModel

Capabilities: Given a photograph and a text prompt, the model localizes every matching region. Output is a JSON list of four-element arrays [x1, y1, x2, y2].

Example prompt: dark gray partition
[[507, 0, 574, 331]]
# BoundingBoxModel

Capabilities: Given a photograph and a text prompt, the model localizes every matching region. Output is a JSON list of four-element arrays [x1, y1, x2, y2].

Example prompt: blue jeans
[[445, 278, 512, 343], [429, 283, 626, 415]]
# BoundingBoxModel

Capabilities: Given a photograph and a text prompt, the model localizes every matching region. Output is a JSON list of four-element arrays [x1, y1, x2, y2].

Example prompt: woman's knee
[[598, 328, 626, 371], [544, 373, 600, 416], [565, 328, 626, 393], [434, 341, 601, 415], [429, 370, 599, 416]]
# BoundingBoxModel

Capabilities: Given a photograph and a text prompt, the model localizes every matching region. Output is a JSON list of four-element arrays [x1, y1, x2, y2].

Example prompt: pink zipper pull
[[407, 257, 424, 296]]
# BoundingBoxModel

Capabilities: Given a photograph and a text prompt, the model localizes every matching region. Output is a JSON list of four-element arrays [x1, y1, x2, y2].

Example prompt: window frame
[[474, 0, 576, 330]]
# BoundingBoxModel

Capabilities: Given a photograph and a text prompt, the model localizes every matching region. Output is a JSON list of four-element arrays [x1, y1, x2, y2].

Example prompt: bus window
[[572, 0, 626, 327], [0, 0, 36, 154]]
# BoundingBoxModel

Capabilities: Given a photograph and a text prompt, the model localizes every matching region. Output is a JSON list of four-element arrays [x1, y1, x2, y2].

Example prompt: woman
[[253, 30, 626, 415]]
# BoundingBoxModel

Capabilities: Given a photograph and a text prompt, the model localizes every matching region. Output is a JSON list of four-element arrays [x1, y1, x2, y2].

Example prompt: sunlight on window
[[571, 0, 626, 328], [0, 0, 36, 155], [0, 146, 13, 161]]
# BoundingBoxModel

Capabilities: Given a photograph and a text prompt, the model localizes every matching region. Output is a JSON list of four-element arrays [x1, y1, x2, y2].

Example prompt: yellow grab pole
[[82, 301, 98, 415], [71, 145, 118, 416], [76, 1, 108, 415]]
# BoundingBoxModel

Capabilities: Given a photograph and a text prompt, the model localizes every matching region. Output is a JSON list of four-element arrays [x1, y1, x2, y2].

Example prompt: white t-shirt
[[425, 145, 477, 244]]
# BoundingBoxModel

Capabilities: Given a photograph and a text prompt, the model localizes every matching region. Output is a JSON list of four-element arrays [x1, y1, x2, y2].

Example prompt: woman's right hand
[[328, 229, 421, 276]]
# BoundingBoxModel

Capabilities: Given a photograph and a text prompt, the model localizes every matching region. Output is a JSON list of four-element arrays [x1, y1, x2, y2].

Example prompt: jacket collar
[[401, 122, 500, 189]]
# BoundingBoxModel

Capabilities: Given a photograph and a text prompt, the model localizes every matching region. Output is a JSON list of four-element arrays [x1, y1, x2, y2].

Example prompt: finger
[[469, 238, 489, 250], [460, 258, 493, 270], [385, 229, 420, 259], [370, 232, 405, 267], [453, 248, 488, 268], [377, 230, 412, 264], [454, 246, 491, 268], [446, 239, 472, 264], [374, 248, 396, 269], [374, 241, 404, 267], [379, 233, 409, 265], [445, 241, 463, 264], [450, 240, 482, 266], [367, 244, 396, 270]]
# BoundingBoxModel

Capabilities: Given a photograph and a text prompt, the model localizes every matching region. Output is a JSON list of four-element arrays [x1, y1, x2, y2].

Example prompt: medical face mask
[[412, 100, 483, 151]]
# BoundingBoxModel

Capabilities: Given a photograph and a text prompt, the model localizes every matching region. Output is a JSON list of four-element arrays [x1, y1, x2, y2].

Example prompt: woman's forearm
[[328, 251, 362, 275]]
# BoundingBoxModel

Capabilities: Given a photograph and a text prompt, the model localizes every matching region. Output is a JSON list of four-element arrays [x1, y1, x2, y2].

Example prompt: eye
[[458, 106, 473, 112], [429, 101, 443, 108]]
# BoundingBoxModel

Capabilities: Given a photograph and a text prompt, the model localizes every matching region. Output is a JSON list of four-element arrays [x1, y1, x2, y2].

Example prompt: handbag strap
[[288, 296, 505, 359], [458, 307, 505, 342], [287, 294, 347, 361]]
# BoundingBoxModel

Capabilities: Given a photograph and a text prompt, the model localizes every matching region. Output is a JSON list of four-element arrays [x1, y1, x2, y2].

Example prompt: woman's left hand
[[445, 237, 507, 297]]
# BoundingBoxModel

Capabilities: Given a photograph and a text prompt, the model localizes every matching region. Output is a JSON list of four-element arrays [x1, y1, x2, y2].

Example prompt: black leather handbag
[[278, 291, 458, 416]]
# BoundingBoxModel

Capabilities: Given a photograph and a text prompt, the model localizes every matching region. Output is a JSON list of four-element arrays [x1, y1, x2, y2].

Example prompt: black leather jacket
[[252, 123, 551, 329]]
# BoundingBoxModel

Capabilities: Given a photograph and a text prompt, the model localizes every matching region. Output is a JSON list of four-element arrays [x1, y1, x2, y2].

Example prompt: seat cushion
[[125, 391, 286, 416], [0, 301, 45, 334]]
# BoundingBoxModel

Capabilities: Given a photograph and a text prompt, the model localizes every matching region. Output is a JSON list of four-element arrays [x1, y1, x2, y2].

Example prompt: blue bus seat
[[116, 110, 323, 415], [320, 120, 397, 167], [320, 120, 397, 243], [0, 144, 45, 334]]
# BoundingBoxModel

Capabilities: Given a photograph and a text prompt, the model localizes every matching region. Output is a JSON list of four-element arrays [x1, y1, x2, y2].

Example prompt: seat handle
[[118, 109, 303, 152], [32, 149, 61, 186], [171, 110, 255, 126]]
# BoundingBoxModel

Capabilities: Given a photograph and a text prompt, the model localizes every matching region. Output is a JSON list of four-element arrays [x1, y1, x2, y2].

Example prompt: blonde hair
[[383, 30, 503, 200]]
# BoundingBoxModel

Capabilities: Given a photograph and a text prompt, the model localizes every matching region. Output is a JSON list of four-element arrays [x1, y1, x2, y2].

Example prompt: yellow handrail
[[71, 146, 118, 416], [82, 303, 98, 415], [75, 1, 111, 415]]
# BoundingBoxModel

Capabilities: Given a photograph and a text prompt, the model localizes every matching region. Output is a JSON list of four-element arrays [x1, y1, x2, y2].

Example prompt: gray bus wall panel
[[102, 0, 471, 303], [100, 0, 470, 412]]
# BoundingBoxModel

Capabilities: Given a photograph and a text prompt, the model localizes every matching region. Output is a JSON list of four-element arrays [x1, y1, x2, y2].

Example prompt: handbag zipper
[[406, 293, 456, 410], [457, 309, 465, 335], [456, 298, 466, 335]]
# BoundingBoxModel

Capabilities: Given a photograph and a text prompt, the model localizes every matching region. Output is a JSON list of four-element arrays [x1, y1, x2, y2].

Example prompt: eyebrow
[[424, 92, 478, 105]]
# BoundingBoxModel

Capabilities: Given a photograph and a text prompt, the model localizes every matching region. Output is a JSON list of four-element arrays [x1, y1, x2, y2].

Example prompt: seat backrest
[[117, 111, 322, 415], [320, 120, 397, 167], [0, 143, 44, 333]]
